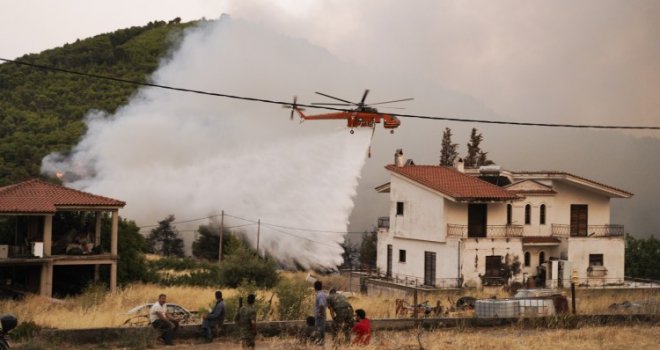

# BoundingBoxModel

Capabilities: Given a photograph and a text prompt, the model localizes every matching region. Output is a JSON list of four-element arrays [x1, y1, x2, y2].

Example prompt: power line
[[1, 57, 658, 130]]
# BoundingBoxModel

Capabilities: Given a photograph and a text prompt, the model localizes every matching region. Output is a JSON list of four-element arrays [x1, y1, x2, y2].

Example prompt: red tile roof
[[385, 165, 521, 202], [513, 171, 632, 197], [0, 179, 125, 214]]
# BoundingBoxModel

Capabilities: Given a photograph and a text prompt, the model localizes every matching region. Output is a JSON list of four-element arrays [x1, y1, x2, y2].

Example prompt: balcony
[[447, 224, 523, 239], [551, 224, 624, 238], [377, 217, 390, 229]]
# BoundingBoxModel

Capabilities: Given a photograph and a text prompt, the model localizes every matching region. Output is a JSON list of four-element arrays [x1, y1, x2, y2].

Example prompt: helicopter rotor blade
[[359, 89, 370, 106], [376, 106, 406, 110], [315, 91, 356, 105], [311, 102, 353, 106], [368, 97, 414, 106]]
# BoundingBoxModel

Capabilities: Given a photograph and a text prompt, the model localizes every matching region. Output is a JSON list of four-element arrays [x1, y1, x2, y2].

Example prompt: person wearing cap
[[327, 288, 354, 344]]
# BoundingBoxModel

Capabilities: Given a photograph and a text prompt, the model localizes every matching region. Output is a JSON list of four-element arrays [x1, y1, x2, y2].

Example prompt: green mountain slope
[[0, 18, 196, 186]]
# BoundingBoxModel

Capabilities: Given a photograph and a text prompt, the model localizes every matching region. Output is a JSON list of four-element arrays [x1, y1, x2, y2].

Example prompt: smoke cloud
[[42, 17, 379, 269]]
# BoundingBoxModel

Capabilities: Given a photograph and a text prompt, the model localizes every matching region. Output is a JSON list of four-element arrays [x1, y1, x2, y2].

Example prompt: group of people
[[148, 281, 370, 348], [149, 291, 256, 348], [311, 280, 371, 346]]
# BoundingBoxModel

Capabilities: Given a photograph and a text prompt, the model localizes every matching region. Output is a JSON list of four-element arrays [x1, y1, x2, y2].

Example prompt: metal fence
[[446, 224, 523, 239], [551, 224, 624, 238]]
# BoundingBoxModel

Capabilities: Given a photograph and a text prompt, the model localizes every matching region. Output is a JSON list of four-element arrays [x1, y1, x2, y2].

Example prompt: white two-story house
[[375, 151, 632, 289]]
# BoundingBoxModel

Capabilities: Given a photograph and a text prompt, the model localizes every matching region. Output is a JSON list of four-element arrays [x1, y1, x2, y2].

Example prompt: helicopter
[[284, 89, 413, 134]]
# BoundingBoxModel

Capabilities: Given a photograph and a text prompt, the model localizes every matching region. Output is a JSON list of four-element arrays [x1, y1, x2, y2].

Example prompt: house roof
[[505, 179, 557, 195], [384, 165, 521, 202], [512, 171, 632, 198], [0, 179, 125, 214]]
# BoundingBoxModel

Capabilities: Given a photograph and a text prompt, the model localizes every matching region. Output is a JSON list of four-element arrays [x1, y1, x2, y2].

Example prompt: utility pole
[[218, 210, 224, 262], [256, 219, 261, 257]]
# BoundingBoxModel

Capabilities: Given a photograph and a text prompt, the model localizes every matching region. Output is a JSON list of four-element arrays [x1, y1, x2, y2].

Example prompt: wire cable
[[1, 57, 658, 130]]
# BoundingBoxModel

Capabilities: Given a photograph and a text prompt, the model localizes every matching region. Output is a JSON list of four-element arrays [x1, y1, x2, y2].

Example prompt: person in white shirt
[[149, 294, 179, 345]]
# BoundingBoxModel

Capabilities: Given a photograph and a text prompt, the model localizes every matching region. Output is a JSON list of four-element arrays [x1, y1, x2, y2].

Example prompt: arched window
[[539, 251, 546, 264], [524, 251, 531, 267], [507, 204, 512, 225], [540, 204, 546, 225], [525, 204, 531, 225]]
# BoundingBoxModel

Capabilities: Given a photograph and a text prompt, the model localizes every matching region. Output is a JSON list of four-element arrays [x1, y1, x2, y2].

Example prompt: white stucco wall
[[550, 181, 611, 226], [567, 237, 625, 284], [389, 175, 447, 242]]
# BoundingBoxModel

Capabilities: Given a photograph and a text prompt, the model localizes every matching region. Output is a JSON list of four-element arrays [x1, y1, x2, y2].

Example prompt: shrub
[[217, 247, 279, 288], [274, 275, 312, 320]]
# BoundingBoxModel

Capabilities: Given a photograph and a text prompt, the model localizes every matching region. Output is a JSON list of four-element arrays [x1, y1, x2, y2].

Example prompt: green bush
[[11, 320, 41, 341], [217, 247, 279, 288], [274, 275, 312, 320]]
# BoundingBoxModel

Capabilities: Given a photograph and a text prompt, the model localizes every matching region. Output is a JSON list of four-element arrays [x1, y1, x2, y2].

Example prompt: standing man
[[235, 294, 257, 349], [351, 309, 371, 346], [327, 288, 354, 344], [201, 290, 225, 342], [313, 281, 327, 346], [149, 294, 179, 346]]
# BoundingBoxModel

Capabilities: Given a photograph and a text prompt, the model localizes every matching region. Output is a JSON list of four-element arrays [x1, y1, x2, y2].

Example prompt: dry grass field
[[0, 271, 656, 329]]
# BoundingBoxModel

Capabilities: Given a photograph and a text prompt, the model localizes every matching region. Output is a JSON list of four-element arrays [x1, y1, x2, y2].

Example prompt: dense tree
[[339, 240, 359, 269], [359, 230, 377, 268], [101, 216, 153, 284], [464, 128, 494, 168], [146, 215, 185, 257], [192, 224, 242, 261], [439, 127, 459, 166], [625, 234, 660, 280], [217, 246, 279, 288], [0, 19, 195, 186]]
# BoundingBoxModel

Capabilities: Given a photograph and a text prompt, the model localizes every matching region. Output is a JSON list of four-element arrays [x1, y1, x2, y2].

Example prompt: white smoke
[[41, 16, 377, 269]]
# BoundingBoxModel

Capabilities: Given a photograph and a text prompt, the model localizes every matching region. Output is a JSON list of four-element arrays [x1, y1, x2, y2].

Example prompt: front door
[[570, 205, 588, 236], [468, 204, 487, 237], [424, 251, 436, 286]]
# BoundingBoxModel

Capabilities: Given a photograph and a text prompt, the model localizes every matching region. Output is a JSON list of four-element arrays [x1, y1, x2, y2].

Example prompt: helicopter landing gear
[[350, 129, 355, 134], [390, 130, 394, 134]]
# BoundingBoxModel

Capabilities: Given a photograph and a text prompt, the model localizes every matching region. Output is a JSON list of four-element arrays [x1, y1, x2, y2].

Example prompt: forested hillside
[[0, 18, 196, 186]]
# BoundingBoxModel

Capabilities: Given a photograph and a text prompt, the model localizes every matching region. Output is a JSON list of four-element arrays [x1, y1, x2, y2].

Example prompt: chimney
[[454, 157, 464, 173], [395, 149, 405, 167]]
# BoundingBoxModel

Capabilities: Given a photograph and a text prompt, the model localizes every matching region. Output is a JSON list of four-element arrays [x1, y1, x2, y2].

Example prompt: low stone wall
[[38, 314, 659, 345]]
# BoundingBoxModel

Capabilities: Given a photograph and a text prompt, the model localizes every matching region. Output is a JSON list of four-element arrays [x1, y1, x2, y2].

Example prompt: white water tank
[[32, 242, 44, 258], [475, 299, 519, 318]]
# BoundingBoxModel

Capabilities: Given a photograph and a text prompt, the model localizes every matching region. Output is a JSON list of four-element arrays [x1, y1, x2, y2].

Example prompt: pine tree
[[464, 128, 494, 168], [464, 128, 482, 168], [439, 127, 459, 166], [146, 215, 185, 257]]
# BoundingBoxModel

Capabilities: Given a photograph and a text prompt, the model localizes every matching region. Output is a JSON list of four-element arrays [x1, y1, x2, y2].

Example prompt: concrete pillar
[[110, 210, 119, 293], [110, 262, 117, 293], [111, 210, 118, 255], [95, 211, 102, 247], [40, 263, 53, 297], [43, 214, 52, 257]]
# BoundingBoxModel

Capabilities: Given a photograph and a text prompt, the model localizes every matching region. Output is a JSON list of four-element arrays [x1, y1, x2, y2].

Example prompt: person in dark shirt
[[298, 315, 318, 345], [351, 309, 371, 345], [201, 290, 225, 342]]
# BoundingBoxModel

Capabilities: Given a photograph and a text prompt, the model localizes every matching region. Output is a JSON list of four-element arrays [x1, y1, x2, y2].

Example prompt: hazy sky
[[2, 1, 660, 244]]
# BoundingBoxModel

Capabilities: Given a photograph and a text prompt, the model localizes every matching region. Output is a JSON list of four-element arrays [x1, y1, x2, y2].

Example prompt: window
[[539, 251, 545, 264], [506, 204, 512, 225], [399, 249, 406, 263], [524, 252, 531, 267], [396, 202, 404, 216], [540, 204, 546, 225], [524, 204, 531, 225], [589, 254, 603, 267]]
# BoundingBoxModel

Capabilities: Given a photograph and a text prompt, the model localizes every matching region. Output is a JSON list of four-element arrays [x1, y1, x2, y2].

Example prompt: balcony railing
[[551, 224, 624, 238], [377, 217, 390, 229], [447, 224, 523, 239]]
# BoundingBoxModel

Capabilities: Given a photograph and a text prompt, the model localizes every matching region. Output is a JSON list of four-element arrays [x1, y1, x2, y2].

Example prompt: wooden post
[[94, 211, 101, 281], [413, 288, 418, 319], [218, 210, 224, 262], [571, 282, 576, 314], [43, 214, 52, 257]]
